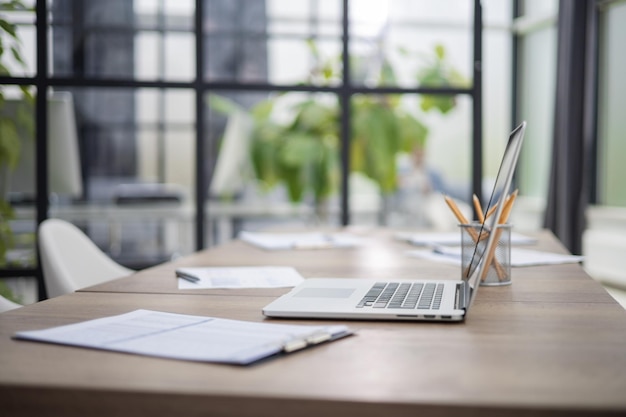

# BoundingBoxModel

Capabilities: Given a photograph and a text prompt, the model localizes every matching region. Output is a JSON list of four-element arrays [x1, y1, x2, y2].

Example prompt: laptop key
[[431, 284, 444, 310], [356, 282, 388, 308], [400, 283, 423, 309], [388, 283, 411, 308], [417, 283, 436, 309], [373, 283, 399, 308]]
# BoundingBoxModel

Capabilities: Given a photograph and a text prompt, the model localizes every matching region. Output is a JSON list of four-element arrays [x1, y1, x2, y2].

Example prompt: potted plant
[[211, 43, 466, 219]]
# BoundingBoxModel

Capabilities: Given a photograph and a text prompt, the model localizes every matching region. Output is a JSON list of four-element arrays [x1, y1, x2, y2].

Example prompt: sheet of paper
[[406, 246, 584, 267], [176, 266, 304, 289], [395, 231, 537, 246], [14, 309, 352, 365], [239, 231, 362, 250]]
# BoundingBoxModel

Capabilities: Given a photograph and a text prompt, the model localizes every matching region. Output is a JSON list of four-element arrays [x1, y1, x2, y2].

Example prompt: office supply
[[408, 244, 584, 267], [263, 122, 527, 322], [394, 230, 537, 246], [444, 195, 471, 226], [461, 223, 511, 284], [481, 189, 518, 280], [239, 231, 362, 250], [176, 266, 304, 289], [176, 270, 200, 283], [13, 309, 351, 365], [473, 194, 485, 223]]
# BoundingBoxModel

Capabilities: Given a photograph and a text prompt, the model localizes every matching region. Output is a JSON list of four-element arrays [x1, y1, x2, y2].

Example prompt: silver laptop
[[263, 122, 526, 322]]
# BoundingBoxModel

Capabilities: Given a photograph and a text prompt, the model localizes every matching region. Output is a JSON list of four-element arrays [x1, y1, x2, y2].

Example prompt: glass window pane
[[1, 85, 37, 268], [483, 0, 513, 26], [598, 2, 626, 206], [347, 93, 472, 228], [206, 0, 342, 85], [32, 87, 196, 267], [517, 27, 557, 201], [521, 0, 558, 18], [50, 0, 195, 81], [350, 0, 473, 89], [0, 4, 36, 77], [165, 33, 195, 81], [205, 91, 338, 243]]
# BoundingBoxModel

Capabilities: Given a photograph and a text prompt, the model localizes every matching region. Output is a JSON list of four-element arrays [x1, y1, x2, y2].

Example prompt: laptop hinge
[[455, 282, 470, 310]]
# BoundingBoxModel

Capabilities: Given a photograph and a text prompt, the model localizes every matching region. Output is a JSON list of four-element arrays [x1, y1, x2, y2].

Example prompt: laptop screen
[[464, 122, 526, 292]]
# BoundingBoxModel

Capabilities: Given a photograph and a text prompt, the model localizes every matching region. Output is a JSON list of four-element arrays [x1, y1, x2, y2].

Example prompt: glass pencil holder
[[460, 223, 512, 286]]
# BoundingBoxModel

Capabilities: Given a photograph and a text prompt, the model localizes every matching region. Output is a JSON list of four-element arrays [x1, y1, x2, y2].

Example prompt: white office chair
[[0, 294, 21, 312], [38, 219, 134, 298]]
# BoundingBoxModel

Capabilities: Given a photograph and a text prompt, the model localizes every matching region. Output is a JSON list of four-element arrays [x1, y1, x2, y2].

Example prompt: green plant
[[0, 0, 34, 266], [212, 43, 466, 209]]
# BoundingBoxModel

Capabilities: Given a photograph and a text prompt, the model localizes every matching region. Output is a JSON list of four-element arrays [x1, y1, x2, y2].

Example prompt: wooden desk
[[2, 229, 626, 417]]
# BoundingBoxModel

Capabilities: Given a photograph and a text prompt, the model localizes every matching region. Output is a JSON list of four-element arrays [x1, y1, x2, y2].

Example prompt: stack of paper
[[176, 266, 304, 289], [407, 245, 584, 267], [239, 231, 362, 250], [395, 231, 537, 246], [14, 309, 352, 365]]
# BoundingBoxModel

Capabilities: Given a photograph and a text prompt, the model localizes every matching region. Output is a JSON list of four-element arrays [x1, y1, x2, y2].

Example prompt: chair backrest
[[38, 219, 134, 298], [0, 294, 21, 313]]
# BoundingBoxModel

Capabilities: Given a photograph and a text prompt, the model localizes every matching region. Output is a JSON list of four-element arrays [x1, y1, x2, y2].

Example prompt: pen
[[176, 271, 200, 284]]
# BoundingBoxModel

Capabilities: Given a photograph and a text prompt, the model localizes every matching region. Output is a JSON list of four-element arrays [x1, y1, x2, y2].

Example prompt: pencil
[[444, 194, 483, 243], [473, 194, 485, 224], [445, 195, 504, 278], [481, 189, 518, 281], [500, 189, 518, 224], [444, 195, 470, 225], [485, 202, 499, 220]]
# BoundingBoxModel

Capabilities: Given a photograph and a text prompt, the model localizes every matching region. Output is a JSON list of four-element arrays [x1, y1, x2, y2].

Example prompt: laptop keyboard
[[356, 282, 444, 310]]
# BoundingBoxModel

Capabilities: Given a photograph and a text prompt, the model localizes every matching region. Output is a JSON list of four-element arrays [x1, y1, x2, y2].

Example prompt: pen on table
[[176, 270, 200, 284]]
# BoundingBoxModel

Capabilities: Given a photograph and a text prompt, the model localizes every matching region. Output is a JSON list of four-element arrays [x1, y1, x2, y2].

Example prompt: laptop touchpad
[[294, 288, 355, 298]]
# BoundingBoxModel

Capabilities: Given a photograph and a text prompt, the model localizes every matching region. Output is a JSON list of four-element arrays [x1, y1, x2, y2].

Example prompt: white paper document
[[407, 246, 584, 267], [396, 231, 537, 246], [176, 266, 304, 289], [14, 309, 352, 365], [239, 231, 362, 250]]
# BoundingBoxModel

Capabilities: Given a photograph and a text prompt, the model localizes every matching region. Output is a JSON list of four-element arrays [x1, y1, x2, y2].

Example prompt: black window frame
[[0, 0, 483, 300]]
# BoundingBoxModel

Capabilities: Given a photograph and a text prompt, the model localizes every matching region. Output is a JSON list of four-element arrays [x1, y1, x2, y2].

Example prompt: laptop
[[263, 122, 526, 322]]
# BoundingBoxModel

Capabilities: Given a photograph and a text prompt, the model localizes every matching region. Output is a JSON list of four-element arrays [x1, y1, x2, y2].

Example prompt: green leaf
[[251, 99, 275, 122], [250, 131, 280, 190], [435, 44, 445, 60], [279, 132, 320, 168], [0, 20, 17, 39], [10, 46, 25, 66], [0, 118, 21, 169], [420, 95, 456, 114], [207, 94, 243, 115], [397, 113, 428, 151], [379, 59, 397, 86]]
